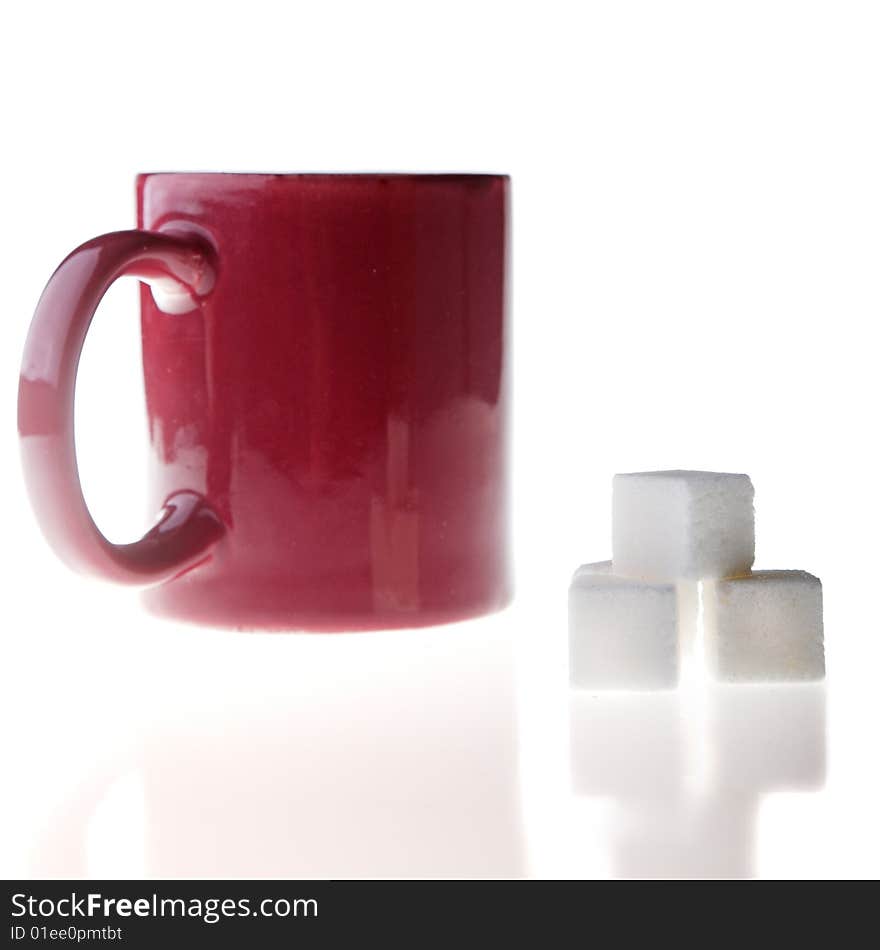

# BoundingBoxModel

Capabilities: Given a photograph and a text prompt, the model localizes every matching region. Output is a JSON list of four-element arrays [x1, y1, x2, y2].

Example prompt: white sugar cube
[[569, 570, 679, 690], [704, 571, 825, 682], [571, 560, 613, 582], [613, 471, 755, 581]]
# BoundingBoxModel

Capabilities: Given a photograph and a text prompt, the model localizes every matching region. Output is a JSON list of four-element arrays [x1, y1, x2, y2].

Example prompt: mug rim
[[138, 171, 509, 182]]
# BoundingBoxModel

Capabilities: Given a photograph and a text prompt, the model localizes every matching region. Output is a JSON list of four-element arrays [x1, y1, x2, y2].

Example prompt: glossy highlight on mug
[[19, 173, 512, 631]]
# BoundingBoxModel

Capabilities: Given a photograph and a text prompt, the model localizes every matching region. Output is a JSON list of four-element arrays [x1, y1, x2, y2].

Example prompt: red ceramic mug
[[18, 173, 511, 630]]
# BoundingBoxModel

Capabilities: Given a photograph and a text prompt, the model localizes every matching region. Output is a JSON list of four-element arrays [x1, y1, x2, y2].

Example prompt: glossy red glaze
[[19, 173, 511, 630], [19, 231, 225, 585]]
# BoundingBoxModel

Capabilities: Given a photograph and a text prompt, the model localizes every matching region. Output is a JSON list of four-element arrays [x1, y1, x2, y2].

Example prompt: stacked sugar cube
[[569, 471, 824, 689]]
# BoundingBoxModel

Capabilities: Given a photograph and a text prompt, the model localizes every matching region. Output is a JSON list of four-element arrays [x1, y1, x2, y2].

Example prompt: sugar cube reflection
[[569, 682, 826, 877]]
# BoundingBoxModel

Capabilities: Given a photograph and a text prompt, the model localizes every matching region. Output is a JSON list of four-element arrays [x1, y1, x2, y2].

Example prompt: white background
[[1, 0, 878, 878]]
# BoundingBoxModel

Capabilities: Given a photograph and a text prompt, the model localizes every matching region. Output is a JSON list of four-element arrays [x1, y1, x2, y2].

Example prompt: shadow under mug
[[18, 173, 512, 630]]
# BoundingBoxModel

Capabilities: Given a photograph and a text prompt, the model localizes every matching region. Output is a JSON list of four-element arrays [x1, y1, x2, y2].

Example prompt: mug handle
[[18, 230, 225, 586]]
